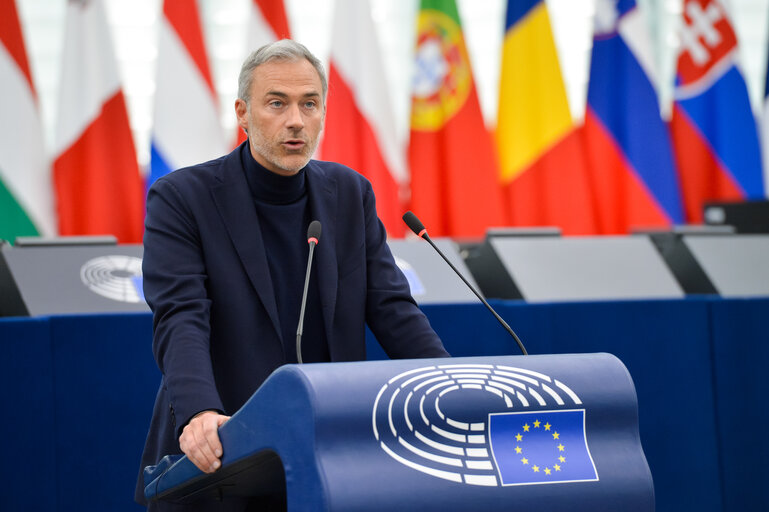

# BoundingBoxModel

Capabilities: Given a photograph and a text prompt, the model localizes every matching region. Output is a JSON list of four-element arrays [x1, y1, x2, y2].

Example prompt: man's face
[[235, 59, 324, 176]]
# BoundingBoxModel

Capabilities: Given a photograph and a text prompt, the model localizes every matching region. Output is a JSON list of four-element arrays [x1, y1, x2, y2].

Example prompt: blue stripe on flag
[[505, 0, 541, 32], [677, 67, 765, 197], [148, 142, 174, 191], [489, 409, 598, 485], [588, 31, 684, 223]]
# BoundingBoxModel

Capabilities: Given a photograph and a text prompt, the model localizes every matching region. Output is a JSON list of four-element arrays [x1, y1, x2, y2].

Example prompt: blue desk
[[2, 297, 768, 511]]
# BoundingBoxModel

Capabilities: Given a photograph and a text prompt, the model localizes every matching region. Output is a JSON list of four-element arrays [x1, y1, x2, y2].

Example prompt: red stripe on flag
[[583, 109, 671, 233], [321, 64, 405, 236], [254, 0, 290, 39], [0, 0, 35, 94], [669, 104, 743, 223], [54, 92, 144, 243], [504, 128, 598, 235], [163, 0, 216, 96]]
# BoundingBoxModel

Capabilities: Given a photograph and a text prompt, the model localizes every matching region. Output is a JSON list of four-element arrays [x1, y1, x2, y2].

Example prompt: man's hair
[[237, 39, 327, 106]]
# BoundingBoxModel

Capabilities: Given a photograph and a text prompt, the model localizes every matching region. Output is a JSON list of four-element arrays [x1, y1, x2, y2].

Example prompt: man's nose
[[285, 103, 304, 130]]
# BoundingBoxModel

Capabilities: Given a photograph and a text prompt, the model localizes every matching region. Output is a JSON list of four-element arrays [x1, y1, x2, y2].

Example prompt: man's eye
[[269, 100, 283, 107], [304, 102, 316, 109]]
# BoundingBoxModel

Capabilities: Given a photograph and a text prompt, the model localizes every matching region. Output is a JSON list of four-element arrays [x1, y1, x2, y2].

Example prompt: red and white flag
[[234, 0, 291, 146], [53, 0, 144, 243], [320, 0, 407, 236]]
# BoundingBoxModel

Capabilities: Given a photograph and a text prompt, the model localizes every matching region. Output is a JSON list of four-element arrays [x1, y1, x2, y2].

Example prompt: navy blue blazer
[[135, 143, 448, 503]]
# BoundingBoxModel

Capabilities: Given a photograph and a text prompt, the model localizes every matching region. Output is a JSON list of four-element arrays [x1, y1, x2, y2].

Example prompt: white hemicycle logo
[[372, 363, 586, 487], [80, 255, 144, 303]]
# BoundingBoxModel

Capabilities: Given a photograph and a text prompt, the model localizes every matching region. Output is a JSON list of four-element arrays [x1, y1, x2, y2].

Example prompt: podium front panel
[[683, 234, 769, 297], [0, 244, 149, 316]]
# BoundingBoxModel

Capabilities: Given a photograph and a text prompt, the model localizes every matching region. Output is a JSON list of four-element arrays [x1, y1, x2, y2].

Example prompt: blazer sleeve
[[360, 181, 450, 359], [143, 176, 225, 435]]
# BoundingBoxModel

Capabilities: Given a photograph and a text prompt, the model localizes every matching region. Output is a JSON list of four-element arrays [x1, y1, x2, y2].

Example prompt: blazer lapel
[[306, 162, 338, 345], [210, 148, 282, 342]]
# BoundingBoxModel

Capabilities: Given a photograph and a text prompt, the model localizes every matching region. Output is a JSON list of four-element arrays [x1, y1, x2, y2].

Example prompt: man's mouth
[[283, 139, 306, 150]]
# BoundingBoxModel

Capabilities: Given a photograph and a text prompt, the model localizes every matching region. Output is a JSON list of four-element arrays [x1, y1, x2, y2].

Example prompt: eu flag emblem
[[488, 409, 598, 485]]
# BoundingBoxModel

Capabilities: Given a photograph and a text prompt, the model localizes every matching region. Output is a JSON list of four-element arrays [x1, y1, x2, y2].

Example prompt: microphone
[[402, 211, 528, 356], [296, 220, 321, 364]]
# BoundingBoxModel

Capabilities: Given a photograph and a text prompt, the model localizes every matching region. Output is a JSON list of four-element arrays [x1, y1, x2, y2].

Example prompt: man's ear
[[235, 98, 249, 134]]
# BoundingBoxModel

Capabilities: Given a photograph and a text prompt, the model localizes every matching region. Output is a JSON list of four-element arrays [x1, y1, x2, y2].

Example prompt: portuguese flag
[[408, 0, 505, 237], [0, 0, 55, 242]]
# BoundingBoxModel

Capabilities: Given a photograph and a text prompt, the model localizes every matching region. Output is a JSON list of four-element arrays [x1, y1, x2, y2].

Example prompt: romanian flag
[[148, 0, 226, 188], [0, 0, 55, 241], [670, 0, 765, 223], [234, 0, 291, 146], [583, 0, 684, 233], [321, 0, 407, 236], [496, 0, 596, 235], [408, 0, 505, 238], [53, 0, 144, 243]]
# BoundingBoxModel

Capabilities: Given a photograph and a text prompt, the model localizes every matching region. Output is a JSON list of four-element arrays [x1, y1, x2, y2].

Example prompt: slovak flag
[[148, 0, 226, 188], [320, 0, 408, 236], [670, 0, 765, 223], [583, 0, 684, 233]]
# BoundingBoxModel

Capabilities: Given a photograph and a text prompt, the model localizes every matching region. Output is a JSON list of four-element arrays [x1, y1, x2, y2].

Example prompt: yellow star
[[559, 456, 566, 463], [521, 457, 529, 465], [516, 433, 523, 442], [544, 467, 551, 475], [532, 465, 540, 472], [533, 420, 541, 428], [552, 431, 560, 440], [523, 424, 530, 432], [558, 444, 565, 452], [544, 423, 551, 431], [515, 446, 522, 454], [554, 464, 561, 471]]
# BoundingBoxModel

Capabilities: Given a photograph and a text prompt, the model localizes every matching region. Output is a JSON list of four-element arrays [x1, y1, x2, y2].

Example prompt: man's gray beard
[[250, 131, 320, 174]]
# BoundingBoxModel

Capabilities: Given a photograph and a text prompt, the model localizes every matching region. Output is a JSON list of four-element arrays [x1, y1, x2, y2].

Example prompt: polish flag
[[319, 0, 407, 236], [234, 0, 291, 146], [148, 0, 226, 188], [53, 0, 144, 243], [0, 0, 56, 240]]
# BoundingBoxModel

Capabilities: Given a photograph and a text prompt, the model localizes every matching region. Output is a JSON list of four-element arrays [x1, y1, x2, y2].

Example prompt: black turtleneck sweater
[[241, 143, 329, 364]]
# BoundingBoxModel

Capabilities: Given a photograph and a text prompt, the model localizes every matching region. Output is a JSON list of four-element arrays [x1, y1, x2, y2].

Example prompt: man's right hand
[[179, 410, 231, 473]]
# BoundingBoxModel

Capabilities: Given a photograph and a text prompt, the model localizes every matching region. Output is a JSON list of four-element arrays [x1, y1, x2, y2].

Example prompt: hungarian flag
[[53, 0, 144, 243], [496, 0, 596, 235], [408, 0, 505, 237], [148, 0, 226, 188], [234, 0, 291, 146], [320, 0, 407, 236], [670, 0, 764, 223], [0, 0, 56, 241], [583, 0, 684, 233]]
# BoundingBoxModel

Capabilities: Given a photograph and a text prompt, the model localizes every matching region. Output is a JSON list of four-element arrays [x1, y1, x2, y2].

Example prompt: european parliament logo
[[372, 363, 598, 487]]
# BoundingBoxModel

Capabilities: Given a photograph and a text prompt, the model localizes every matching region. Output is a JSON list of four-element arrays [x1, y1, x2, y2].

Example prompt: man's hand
[[179, 410, 231, 473]]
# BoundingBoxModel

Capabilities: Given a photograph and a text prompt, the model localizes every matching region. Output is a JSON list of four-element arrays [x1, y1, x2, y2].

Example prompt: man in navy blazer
[[136, 40, 448, 509]]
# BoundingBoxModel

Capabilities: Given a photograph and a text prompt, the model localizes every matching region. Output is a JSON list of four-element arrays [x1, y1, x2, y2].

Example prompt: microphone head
[[402, 211, 427, 238], [307, 220, 321, 244]]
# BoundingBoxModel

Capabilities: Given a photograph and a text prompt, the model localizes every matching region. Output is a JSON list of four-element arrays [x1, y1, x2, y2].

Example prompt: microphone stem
[[296, 241, 317, 364], [422, 235, 528, 356]]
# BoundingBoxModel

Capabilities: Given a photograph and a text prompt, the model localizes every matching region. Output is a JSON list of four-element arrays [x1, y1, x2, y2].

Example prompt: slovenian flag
[[670, 0, 765, 223], [53, 0, 144, 243], [0, 0, 56, 241], [320, 0, 408, 236], [583, 0, 684, 233], [148, 0, 226, 188], [496, 0, 597, 235]]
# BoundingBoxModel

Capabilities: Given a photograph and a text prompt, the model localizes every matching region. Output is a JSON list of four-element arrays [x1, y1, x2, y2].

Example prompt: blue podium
[[144, 354, 653, 511]]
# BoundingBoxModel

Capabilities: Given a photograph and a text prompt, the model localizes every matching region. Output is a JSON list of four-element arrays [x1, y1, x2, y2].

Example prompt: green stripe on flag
[[0, 174, 39, 242]]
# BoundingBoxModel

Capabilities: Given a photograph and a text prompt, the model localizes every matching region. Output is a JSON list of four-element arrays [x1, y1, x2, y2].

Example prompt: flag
[[235, 0, 291, 146], [670, 0, 765, 223], [148, 0, 226, 188], [408, 0, 506, 238], [496, 0, 597, 235], [320, 0, 407, 236], [762, 21, 769, 197], [583, 0, 684, 233], [53, 0, 144, 243], [0, 0, 55, 241]]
